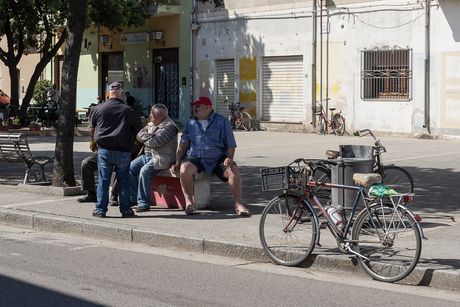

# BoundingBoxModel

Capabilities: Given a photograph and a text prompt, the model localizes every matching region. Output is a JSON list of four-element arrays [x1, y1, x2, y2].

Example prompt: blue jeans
[[95, 149, 131, 214], [129, 154, 160, 209]]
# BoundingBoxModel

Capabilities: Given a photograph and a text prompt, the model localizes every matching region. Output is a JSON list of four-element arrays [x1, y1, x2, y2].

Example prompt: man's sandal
[[235, 208, 250, 216], [185, 204, 197, 215]]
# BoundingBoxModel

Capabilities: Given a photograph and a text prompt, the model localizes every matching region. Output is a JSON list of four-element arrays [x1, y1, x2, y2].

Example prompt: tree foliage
[[32, 79, 53, 105], [0, 0, 67, 118], [0, 0, 149, 120]]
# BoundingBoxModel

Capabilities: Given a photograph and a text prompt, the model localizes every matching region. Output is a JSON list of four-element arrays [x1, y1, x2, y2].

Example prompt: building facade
[[46, 0, 193, 125], [193, 0, 460, 137], [2, 0, 460, 137]]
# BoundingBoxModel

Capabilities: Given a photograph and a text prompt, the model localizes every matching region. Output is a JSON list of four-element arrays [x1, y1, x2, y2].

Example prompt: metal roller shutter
[[262, 56, 303, 122], [216, 59, 234, 117]]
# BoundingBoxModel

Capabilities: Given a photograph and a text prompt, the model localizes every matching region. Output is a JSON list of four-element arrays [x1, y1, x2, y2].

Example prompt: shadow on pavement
[[0, 274, 104, 307]]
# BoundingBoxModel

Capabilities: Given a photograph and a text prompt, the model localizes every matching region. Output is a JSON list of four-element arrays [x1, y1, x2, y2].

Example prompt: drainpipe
[[311, 0, 317, 124], [423, 0, 430, 134], [191, 0, 197, 103]]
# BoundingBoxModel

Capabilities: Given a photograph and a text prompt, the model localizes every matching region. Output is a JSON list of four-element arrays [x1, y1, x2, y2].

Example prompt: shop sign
[[120, 32, 150, 45]]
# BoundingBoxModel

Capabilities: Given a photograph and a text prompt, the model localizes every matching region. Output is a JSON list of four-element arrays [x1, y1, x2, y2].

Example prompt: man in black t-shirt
[[125, 92, 136, 108], [90, 82, 142, 218]]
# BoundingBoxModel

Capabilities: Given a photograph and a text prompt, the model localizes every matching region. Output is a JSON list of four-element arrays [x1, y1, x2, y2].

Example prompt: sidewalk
[[0, 130, 459, 291]]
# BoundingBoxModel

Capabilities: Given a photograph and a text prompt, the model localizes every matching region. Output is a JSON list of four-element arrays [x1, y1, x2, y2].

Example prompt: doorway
[[153, 48, 179, 118], [102, 52, 123, 100]]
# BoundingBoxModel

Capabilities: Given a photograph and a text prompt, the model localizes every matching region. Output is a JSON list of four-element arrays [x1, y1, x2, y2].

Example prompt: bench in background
[[0, 133, 54, 184]]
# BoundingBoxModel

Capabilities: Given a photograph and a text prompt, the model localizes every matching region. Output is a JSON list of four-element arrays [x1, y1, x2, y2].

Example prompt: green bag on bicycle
[[369, 183, 398, 196]]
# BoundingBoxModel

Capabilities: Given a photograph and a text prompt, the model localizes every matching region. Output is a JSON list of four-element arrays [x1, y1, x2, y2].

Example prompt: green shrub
[[32, 79, 53, 105]]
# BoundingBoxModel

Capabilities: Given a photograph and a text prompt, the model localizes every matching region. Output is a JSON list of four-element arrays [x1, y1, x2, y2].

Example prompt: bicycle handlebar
[[291, 158, 337, 167], [353, 129, 386, 153]]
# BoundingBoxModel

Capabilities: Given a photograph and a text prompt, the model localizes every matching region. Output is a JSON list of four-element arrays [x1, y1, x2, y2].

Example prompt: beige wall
[[0, 39, 43, 102], [440, 51, 460, 129]]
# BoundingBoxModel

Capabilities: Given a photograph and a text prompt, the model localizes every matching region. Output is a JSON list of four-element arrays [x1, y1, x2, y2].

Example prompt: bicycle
[[259, 159, 425, 282], [135, 102, 152, 117], [314, 98, 345, 136], [33, 100, 59, 128], [226, 100, 252, 131]]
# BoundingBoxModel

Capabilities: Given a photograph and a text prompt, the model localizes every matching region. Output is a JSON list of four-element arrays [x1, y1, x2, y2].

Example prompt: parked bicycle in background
[[135, 102, 153, 118], [226, 100, 252, 131], [352, 129, 414, 194], [314, 98, 346, 136]]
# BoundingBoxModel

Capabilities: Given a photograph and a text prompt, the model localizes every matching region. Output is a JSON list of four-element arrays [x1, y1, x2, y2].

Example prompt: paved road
[[1, 224, 459, 306]]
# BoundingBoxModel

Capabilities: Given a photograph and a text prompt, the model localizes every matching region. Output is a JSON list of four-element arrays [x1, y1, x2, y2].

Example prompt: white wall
[[194, 0, 460, 136]]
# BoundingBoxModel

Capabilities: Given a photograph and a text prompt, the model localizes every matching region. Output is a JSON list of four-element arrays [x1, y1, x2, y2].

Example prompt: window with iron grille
[[361, 47, 412, 100]]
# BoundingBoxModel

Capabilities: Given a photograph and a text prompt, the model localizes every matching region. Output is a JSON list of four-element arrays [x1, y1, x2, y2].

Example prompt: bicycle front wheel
[[381, 165, 414, 194], [228, 114, 235, 129], [314, 114, 326, 134], [352, 203, 421, 282], [240, 111, 252, 131], [332, 114, 345, 136], [259, 194, 317, 266], [311, 165, 331, 218]]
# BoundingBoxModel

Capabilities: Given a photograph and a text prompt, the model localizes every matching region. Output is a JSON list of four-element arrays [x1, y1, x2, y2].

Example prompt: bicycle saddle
[[326, 150, 339, 159], [353, 173, 381, 189], [329, 108, 336, 111]]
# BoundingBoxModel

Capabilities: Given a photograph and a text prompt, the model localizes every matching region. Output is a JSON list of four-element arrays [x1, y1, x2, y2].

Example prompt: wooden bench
[[150, 169, 215, 210], [0, 133, 54, 184]]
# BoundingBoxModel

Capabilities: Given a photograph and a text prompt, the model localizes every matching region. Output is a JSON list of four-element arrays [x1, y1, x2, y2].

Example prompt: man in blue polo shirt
[[170, 97, 250, 216]]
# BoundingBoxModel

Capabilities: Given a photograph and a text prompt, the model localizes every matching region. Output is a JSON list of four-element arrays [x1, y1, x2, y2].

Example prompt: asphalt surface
[[0, 127, 459, 292]]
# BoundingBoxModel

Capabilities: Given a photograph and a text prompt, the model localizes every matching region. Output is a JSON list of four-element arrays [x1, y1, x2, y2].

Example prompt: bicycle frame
[[306, 179, 366, 240], [316, 104, 332, 127], [229, 107, 240, 123]]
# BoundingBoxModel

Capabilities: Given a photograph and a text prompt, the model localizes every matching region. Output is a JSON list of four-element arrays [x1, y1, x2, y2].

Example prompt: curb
[[0, 208, 458, 292]]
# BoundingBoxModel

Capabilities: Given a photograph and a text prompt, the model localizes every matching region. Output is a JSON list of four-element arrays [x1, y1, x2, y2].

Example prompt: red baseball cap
[[190, 97, 212, 106]]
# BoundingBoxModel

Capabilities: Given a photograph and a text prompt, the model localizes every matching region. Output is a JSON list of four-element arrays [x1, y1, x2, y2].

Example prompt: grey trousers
[[80, 153, 118, 196]]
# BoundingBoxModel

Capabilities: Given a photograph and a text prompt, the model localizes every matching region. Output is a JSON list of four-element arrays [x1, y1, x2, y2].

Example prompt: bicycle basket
[[260, 166, 306, 191], [314, 103, 322, 113]]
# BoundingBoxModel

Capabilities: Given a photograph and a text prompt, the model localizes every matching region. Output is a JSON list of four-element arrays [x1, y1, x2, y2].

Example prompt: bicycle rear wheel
[[380, 165, 414, 194], [332, 114, 345, 136], [314, 114, 326, 134], [259, 193, 317, 266], [240, 111, 252, 131], [352, 203, 421, 282]]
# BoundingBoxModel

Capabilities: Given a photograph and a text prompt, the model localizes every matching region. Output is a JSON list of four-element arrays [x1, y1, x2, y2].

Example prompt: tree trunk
[[52, 0, 88, 187], [7, 64, 20, 116]]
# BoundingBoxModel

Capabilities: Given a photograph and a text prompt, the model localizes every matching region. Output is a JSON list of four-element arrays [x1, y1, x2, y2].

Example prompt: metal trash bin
[[331, 145, 374, 212]]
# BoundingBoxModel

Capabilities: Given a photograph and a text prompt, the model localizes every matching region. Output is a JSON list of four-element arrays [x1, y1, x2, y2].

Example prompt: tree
[[53, 0, 149, 187], [0, 0, 148, 187], [1, 0, 212, 187], [0, 0, 67, 118]]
